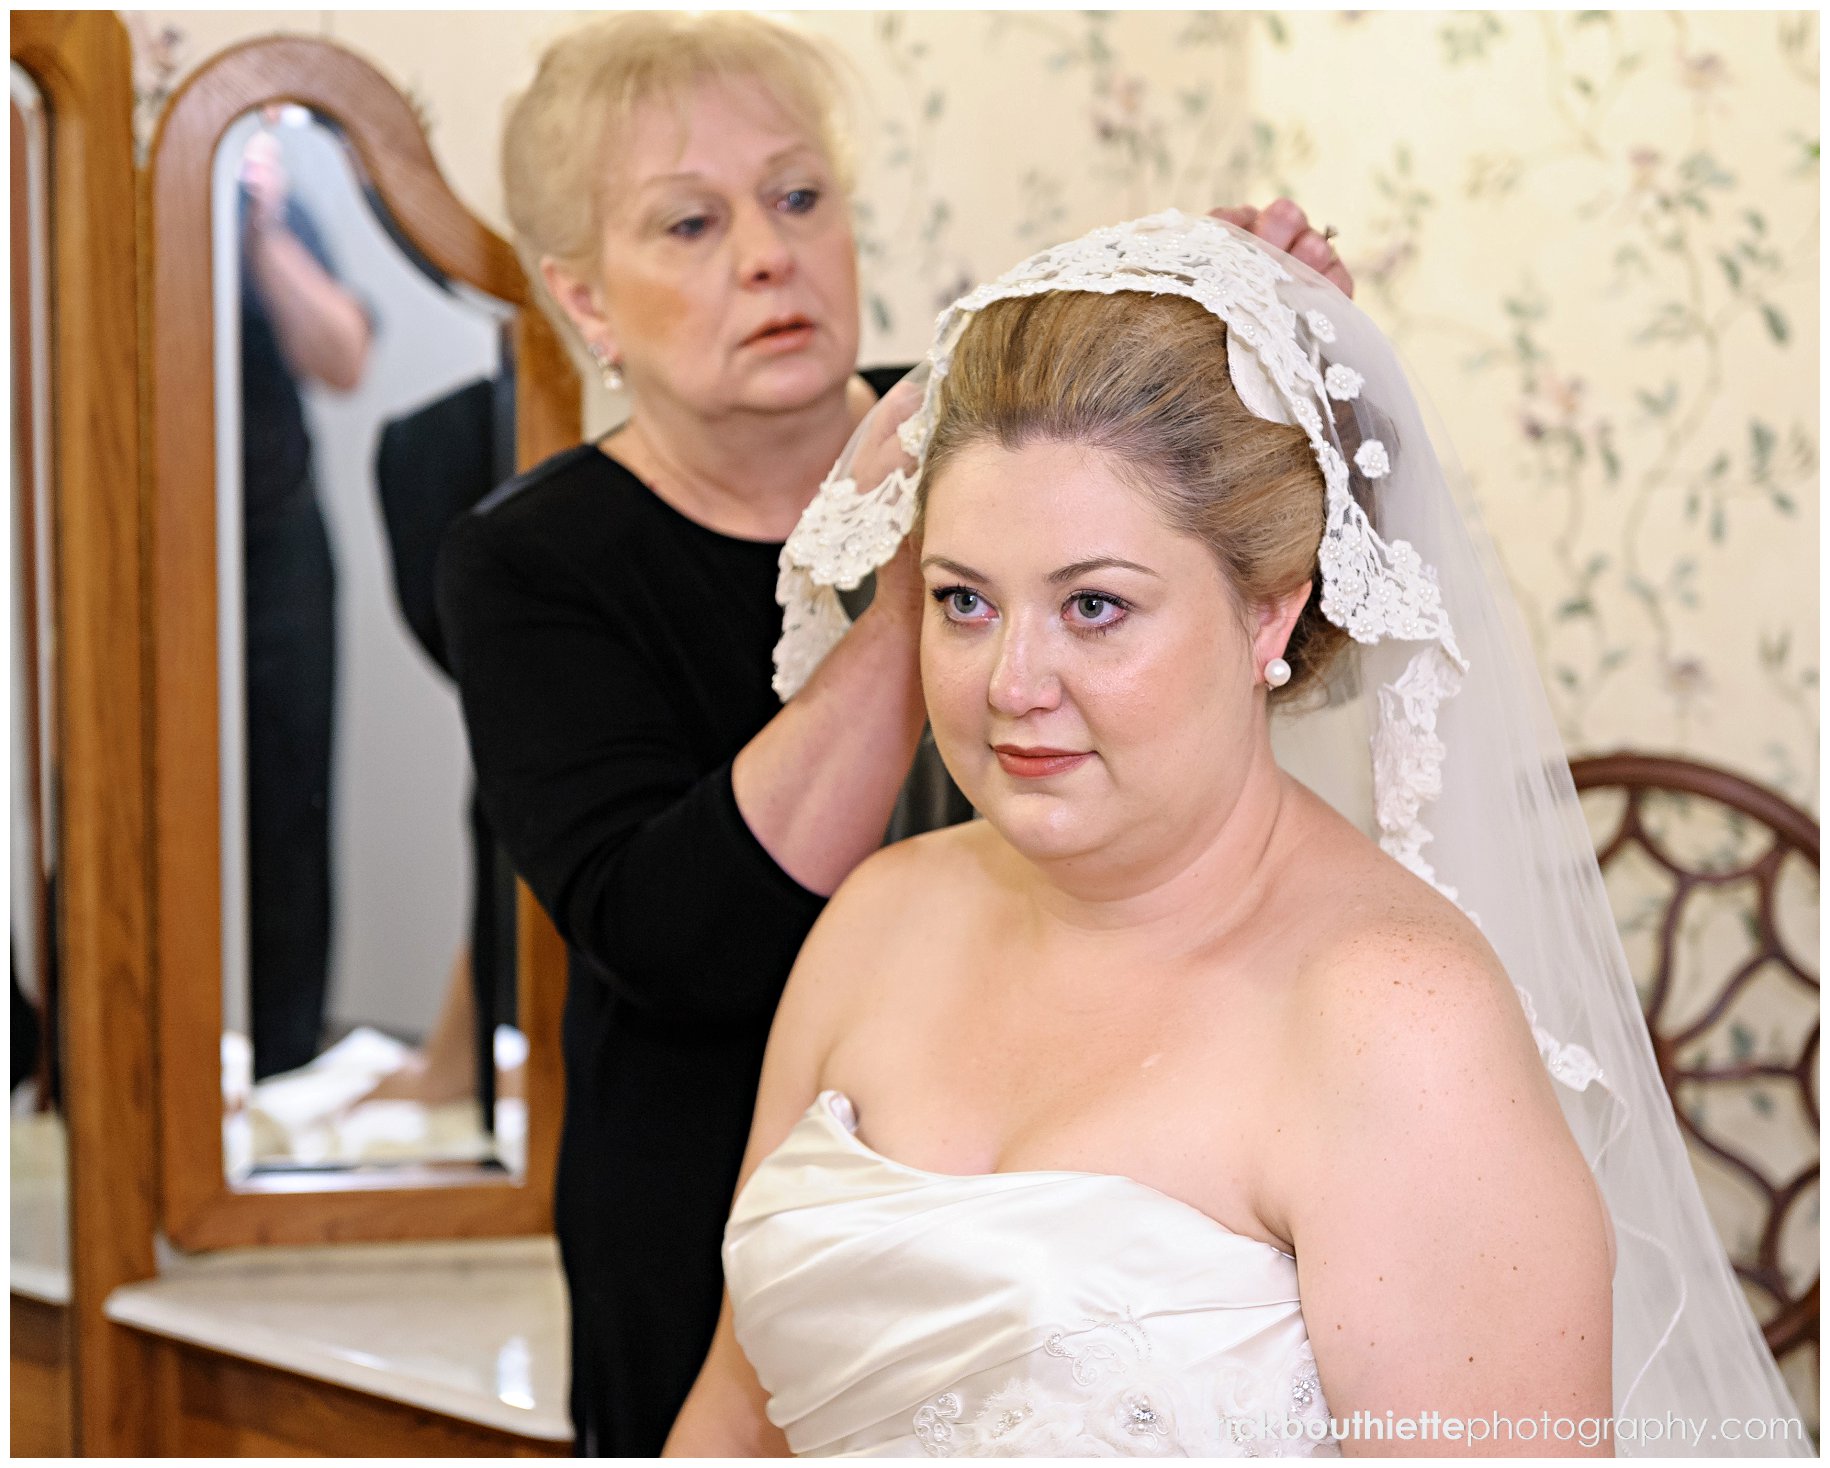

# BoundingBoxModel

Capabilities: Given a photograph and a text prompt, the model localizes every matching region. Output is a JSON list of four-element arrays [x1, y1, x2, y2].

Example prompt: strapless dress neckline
[[725, 1088, 1335, 1456], [807, 1088, 1294, 1261]]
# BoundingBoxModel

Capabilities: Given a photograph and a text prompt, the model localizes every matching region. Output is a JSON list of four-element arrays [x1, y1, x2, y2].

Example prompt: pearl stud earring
[[1264, 656, 1292, 689]]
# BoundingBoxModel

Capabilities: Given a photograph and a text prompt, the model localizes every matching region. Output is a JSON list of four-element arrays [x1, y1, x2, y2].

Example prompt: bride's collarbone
[[821, 891, 1316, 1246]]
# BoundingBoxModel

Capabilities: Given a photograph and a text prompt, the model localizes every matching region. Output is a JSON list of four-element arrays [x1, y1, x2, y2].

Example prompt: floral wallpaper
[[1269, 12, 1820, 809], [138, 9, 1817, 813], [133, 10, 1817, 1415], [819, 10, 1819, 817]]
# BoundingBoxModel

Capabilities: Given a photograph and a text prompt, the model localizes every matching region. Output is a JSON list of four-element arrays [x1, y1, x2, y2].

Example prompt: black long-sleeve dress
[[436, 367, 968, 1456]]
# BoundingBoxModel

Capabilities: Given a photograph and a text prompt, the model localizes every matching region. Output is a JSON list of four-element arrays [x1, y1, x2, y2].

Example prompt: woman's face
[[568, 77, 860, 419], [920, 439, 1272, 876]]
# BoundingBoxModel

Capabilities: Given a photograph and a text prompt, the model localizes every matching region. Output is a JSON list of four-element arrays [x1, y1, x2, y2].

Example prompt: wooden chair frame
[[1572, 751, 1819, 1364], [145, 35, 575, 1250]]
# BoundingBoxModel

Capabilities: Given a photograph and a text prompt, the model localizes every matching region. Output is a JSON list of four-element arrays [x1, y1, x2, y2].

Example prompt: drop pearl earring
[[588, 342, 625, 393]]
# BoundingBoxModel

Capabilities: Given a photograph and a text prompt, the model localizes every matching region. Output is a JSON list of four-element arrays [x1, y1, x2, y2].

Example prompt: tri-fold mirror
[[212, 101, 519, 1173], [146, 37, 575, 1248]]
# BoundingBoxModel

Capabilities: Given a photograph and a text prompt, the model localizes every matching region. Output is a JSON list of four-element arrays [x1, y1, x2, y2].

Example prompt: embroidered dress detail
[[903, 1325, 1331, 1458]]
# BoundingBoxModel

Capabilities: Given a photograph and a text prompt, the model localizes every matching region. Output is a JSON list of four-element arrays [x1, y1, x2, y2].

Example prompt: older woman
[[438, 13, 1351, 1455]]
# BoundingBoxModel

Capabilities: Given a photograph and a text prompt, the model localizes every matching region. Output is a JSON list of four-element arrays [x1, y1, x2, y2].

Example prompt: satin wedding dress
[[726, 1091, 1338, 1457]]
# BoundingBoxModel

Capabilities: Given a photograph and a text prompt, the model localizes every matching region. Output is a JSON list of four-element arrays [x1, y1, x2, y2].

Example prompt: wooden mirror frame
[[11, 10, 158, 1452], [146, 36, 575, 1250]]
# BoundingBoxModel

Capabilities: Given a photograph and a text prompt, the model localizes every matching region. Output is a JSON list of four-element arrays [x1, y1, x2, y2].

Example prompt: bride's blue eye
[[932, 586, 992, 623], [780, 187, 821, 214], [1065, 592, 1128, 633]]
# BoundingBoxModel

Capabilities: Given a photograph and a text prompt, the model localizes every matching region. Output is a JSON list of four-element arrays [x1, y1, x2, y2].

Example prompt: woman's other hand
[[728, 371, 929, 899], [1210, 198, 1354, 299]]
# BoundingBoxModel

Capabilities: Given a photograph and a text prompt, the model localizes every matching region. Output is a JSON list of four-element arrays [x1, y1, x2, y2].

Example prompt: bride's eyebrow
[[1046, 557, 1162, 584], [920, 555, 989, 581], [920, 555, 1163, 584]]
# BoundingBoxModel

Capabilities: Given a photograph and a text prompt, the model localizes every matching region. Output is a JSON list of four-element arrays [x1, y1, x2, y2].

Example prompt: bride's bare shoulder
[[782, 822, 999, 1048], [797, 820, 1000, 965], [830, 819, 1002, 916], [1262, 786, 1534, 1079], [1279, 847, 1552, 1128]]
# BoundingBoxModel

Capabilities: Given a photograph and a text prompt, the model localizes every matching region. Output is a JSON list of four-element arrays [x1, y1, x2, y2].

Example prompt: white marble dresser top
[[104, 1235, 570, 1442], [10, 1111, 71, 1304]]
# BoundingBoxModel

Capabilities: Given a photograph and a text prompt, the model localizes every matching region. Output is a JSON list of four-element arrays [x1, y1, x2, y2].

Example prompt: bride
[[663, 213, 1807, 1457]]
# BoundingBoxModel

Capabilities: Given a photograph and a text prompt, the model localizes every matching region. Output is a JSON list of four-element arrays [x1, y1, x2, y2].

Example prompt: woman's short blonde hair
[[502, 11, 853, 291]]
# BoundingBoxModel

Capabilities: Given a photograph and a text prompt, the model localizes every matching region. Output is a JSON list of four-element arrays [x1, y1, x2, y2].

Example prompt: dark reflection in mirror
[[11, 57, 70, 1306], [214, 104, 521, 1178]]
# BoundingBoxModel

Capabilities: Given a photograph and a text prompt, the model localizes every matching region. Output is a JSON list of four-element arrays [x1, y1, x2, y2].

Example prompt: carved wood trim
[[10, 1295, 74, 1456], [139, 1332, 569, 1456], [11, 9, 161, 1454]]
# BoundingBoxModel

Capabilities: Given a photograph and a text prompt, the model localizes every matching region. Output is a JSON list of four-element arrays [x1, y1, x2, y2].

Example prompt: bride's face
[[920, 439, 1262, 870]]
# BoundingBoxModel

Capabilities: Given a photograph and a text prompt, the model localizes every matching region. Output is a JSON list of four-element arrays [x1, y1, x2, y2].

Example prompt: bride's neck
[[1018, 732, 1295, 955]]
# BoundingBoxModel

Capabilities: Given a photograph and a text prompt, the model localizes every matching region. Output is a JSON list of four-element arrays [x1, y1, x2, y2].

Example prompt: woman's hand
[[850, 376, 922, 494], [870, 532, 925, 634], [240, 130, 289, 235], [1210, 197, 1355, 299], [853, 378, 926, 631]]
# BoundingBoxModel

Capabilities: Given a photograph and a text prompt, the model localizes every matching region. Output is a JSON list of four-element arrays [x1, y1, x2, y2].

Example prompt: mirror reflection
[[10, 59, 70, 1308], [213, 104, 522, 1178]]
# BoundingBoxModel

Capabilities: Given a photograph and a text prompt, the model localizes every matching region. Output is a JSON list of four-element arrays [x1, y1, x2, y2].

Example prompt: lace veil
[[772, 210, 1807, 1455]]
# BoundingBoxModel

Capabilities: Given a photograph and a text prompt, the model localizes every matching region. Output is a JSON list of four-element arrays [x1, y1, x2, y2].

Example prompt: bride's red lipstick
[[992, 744, 1092, 779]]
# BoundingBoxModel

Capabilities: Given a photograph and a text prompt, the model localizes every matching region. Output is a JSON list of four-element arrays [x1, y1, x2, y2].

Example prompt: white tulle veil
[[772, 210, 1808, 1455]]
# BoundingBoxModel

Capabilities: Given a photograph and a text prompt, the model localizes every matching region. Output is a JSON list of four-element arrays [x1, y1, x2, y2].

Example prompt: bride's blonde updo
[[917, 290, 1351, 705]]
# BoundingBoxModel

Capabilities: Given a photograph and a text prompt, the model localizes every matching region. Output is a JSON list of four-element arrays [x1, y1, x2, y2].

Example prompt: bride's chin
[[980, 801, 1106, 866]]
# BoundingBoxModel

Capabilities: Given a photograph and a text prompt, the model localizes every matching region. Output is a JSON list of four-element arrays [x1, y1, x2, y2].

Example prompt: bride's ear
[[1252, 581, 1313, 668]]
